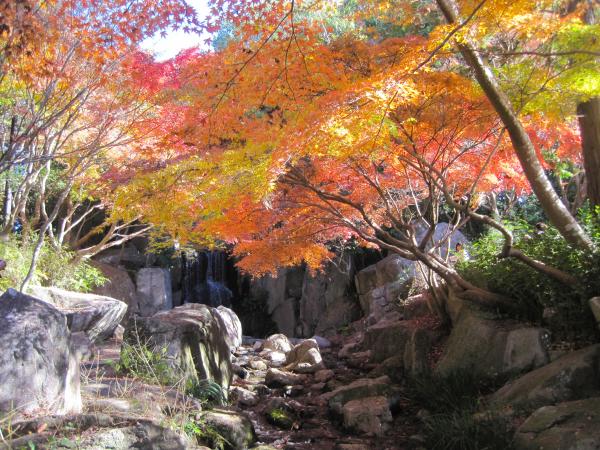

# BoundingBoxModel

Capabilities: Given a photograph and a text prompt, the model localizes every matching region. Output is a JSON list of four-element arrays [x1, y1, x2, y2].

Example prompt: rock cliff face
[[247, 255, 362, 338]]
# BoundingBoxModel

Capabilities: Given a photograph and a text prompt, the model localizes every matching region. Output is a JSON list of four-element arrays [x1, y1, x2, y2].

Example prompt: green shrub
[[183, 420, 229, 450], [186, 379, 228, 408], [457, 212, 600, 344], [0, 236, 106, 292], [115, 334, 175, 385]]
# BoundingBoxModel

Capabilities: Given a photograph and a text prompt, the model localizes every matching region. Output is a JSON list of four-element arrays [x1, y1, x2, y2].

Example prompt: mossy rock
[[266, 407, 294, 429], [199, 408, 255, 450]]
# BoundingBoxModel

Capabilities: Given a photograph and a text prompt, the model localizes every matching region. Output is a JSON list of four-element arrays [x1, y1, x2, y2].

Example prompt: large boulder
[[355, 223, 468, 321], [96, 243, 148, 270], [123, 303, 232, 392], [0, 289, 81, 415], [27, 285, 127, 343], [514, 397, 600, 450], [92, 261, 137, 320], [363, 319, 442, 376], [135, 268, 173, 317], [435, 315, 550, 378], [356, 255, 419, 318], [491, 344, 600, 411], [214, 305, 243, 350], [363, 320, 413, 363], [414, 222, 469, 259]]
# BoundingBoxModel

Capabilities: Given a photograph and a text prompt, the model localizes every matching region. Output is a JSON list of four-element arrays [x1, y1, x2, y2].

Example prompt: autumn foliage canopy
[[110, 0, 597, 280]]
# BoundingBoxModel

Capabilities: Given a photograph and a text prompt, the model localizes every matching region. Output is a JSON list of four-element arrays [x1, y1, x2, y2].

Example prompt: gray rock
[[285, 339, 325, 374], [265, 368, 307, 387], [214, 305, 243, 350], [96, 244, 147, 269], [0, 289, 81, 415], [414, 222, 469, 260], [436, 315, 550, 378], [92, 261, 137, 321], [514, 397, 600, 450], [355, 223, 468, 320], [136, 268, 173, 317], [249, 257, 358, 338], [355, 264, 379, 297], [444, 289, 481, 325], [78, 421, 189, 449], [369, 355, 405, 381], [249, 359, 268, 371], [123, 303, 232, 392], [343, 396, 392, 436], [325, 376, 393, 415], [311, 335, 332, 348], [252, 268, 304, 336], [71, 331, 93, 361], [374, 254, 417, 287], [259, 350, 287, 367], [363, 320, 413, 363], [491, 344, 600, 411], [27, 285, 127, 343], [298, 255, 360, 336], [200, 408, 256, 450], [263, 333, 293, 353], [231, 386, 259, 407], [403, 326, 443, 376]]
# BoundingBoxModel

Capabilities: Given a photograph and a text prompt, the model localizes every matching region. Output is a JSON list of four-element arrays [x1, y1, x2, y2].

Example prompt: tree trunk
[[434, 0, 593, 250], [578, 97, 600, 210]]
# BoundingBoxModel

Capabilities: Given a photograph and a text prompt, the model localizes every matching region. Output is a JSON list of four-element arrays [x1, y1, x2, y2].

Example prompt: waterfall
[[181, 250, 233, 307]]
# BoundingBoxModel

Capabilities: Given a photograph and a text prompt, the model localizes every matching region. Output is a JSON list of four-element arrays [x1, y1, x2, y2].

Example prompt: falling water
[[181, 250, 233, 307]]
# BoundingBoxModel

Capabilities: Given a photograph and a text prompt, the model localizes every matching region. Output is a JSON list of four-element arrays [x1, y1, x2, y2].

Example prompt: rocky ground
[[5, 246, 600, 449], [73, 327, 424, 450], [227, 333, 422, 449], [1, 325, 427, 450]]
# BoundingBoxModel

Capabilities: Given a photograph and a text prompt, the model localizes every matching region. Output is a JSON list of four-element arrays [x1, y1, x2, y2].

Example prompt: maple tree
[[0, 0, 199, 288], [109, 0, 597, 307], [2, 0, 595, 301]]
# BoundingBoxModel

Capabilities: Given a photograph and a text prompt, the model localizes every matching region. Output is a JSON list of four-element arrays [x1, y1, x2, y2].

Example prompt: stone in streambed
[[343, 396, 392, 436], [265, 368, 307, 387]]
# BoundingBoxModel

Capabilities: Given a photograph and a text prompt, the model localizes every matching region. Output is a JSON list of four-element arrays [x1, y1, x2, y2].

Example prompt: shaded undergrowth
[[408, 370, 515, 450]]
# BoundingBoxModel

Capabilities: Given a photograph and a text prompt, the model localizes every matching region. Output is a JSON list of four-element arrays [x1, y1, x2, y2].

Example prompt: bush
[[0, 236, 106, 292], [457, 212, 600, 345], [115, 330, 175, 385]]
